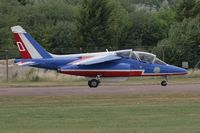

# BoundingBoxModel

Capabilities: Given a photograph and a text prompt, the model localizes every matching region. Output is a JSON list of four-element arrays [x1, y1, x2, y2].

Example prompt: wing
[[70, 54, 121, 65]]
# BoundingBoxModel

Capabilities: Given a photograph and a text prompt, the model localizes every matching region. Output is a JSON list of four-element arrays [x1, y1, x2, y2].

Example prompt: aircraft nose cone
[[177, 67, 188, 74], [169, 65, 188, 75]]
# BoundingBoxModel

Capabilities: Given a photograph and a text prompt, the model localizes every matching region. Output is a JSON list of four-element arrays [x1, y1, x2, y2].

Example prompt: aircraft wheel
[[161, 80, 167, 86], [88, 79, 99, 88]]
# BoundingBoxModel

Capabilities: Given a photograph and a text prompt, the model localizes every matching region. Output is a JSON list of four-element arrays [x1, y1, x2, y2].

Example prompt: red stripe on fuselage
[[13, 33, 31, 59], [60, 71, 130, 77], [60, 70, 143, 77]]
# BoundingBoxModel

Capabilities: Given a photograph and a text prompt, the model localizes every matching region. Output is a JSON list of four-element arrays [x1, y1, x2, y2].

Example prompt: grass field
[[1, 92, 200, 133]]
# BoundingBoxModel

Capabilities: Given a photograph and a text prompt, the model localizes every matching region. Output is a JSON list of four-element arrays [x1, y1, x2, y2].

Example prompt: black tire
[[161, 80, 167, 86], [88, 79, 99, 88]]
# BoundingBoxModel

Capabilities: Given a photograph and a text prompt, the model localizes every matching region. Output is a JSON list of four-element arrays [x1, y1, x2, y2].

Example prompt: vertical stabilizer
[[11, 26, 52, 59]]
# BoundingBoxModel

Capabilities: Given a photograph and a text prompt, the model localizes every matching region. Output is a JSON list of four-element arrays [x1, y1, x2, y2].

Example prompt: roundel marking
[[154, 67, 160, 73]]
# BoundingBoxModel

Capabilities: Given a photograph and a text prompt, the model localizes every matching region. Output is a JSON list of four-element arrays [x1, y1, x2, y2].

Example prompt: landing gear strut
[[161, 76, 168, 86], [88, 75, 101, 88]]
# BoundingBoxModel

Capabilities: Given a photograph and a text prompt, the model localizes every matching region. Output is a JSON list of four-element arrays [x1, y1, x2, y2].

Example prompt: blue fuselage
[[15, 57, 187, 77]]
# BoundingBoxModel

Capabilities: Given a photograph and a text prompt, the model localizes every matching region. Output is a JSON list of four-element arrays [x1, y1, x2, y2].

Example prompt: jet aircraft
[[11, 26, 187, 88]]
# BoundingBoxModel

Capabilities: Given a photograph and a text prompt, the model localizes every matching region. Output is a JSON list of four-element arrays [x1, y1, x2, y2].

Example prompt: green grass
[[1, 92, 200, 133]]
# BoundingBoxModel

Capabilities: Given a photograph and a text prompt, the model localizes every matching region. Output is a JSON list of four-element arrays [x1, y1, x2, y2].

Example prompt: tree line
[[0, 0, 199, 68]]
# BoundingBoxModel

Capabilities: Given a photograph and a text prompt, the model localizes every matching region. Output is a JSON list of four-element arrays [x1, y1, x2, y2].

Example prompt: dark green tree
[[0, 0, 21, 50], [156, 16, 200, 67], [17, 0, 28, 5], [17, 0, 78, 53], [76, 0, 129, 51], [50, 21, 77, 54], [154, 8, 176, 38], [176, 0, 199, 21], [121, 11, 164, 50]]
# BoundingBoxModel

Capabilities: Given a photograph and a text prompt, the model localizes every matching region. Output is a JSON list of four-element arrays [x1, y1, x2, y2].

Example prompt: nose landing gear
[[161, 76, 168, 86], [161, 80, 167, 86]]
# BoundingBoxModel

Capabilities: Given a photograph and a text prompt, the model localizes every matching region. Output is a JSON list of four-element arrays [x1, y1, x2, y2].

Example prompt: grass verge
[[0, 92, 200, 133]]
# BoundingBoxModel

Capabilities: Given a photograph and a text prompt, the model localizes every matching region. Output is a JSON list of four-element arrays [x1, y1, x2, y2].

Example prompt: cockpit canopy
[[115, 50, 167, 65]]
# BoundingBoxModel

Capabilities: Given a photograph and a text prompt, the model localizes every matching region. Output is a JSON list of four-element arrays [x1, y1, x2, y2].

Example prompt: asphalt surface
[[0, 84, 199, 96]]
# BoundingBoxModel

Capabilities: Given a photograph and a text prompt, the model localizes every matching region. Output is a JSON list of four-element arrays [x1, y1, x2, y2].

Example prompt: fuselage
[[15, 50, 187, 77]]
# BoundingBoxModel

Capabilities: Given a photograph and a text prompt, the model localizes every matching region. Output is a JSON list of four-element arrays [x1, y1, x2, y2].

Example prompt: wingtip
[[11, 25, 27, 33]]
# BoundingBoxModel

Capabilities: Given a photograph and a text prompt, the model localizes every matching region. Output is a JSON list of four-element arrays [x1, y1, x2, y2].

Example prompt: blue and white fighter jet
[[11, 26, 187, 88]]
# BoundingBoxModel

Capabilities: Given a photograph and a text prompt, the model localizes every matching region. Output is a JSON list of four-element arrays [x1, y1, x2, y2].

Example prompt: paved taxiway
[[0, 84, 199, 96]]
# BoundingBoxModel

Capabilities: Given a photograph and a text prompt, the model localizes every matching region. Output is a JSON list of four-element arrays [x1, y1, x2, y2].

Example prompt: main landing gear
[[161, 76, 168, 86], [88, 75, 101, 88]]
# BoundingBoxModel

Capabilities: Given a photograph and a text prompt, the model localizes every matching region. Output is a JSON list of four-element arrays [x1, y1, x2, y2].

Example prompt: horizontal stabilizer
[[15, 61, 38, 66]]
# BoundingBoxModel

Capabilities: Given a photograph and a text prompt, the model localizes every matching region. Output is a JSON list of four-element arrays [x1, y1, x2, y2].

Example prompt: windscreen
[[134, 51, 167, 65], [131, 52, 138, 60], [154, 58, 167, 65], [137, 52, 155, 63]]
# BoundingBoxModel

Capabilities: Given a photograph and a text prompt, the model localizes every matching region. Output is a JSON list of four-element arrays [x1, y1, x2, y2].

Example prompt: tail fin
[[11, 26, 52, 59]]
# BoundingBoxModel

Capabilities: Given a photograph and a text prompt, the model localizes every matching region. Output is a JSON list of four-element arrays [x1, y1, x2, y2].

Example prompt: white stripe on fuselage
[[19, 34, 42, 59]]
